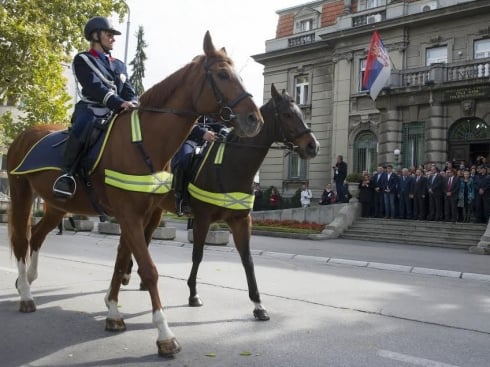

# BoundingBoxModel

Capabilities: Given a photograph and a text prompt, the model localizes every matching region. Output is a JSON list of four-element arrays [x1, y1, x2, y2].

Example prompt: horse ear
[[203, 31, 216, 55], [220, 47, 227, 55], [271, 83, 280, 100]]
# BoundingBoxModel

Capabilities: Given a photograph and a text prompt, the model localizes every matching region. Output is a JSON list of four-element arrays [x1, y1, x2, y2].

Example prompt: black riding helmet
[[84, 16, 121, 41]]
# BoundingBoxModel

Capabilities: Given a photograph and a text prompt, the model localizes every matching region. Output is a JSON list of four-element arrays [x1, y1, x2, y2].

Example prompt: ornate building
[[253, 0, 490, 197]]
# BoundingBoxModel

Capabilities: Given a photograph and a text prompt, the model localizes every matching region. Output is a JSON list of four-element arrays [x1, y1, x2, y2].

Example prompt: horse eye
[[217, 71, 230, 80]]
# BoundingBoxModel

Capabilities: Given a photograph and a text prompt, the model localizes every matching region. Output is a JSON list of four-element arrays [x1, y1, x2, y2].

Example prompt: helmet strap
[[93, 30, 111, 54]]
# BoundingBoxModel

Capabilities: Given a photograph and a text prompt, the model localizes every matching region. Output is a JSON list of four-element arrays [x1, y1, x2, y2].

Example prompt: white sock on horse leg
[[104, 288, 122, 320], [27, 250, 39, 284], [153, 309, 175, 340], [17, 260, 33, 301]]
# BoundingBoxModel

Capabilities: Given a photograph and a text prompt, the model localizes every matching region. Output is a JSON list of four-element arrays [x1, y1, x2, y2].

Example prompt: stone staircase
[[341, 218, 488, 249]]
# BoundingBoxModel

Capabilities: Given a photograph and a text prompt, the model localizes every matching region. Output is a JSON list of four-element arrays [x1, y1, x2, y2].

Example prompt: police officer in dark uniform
[[171, 116, 227, 216], [53, 16, 137, 198]]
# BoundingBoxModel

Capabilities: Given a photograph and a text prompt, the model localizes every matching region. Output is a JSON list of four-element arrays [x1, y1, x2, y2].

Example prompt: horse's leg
[[186, 218, 211, 307], [106, 223, 181, 356], [122, 209, 162, 289], [227, 215, 270, 321], [9, 177, 36, 312], [28, 205, 65, 284], [104, 238, 132, 332]]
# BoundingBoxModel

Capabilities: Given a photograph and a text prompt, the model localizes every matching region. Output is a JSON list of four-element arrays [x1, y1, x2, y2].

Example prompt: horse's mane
[[139, 49, 233, 108]]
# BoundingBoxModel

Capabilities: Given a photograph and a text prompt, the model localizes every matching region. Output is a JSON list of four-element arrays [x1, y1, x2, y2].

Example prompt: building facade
[[253, 0, 490, 197]]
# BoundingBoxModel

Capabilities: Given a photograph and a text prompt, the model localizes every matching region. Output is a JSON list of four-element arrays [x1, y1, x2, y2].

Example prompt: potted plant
[[98, 217, 121, 235], [188, 222, 230, 246], [64, 214, 94, 232], [345, 172, 363, 201], [152, 218, 176, 240], [0, 208, 8, 223]]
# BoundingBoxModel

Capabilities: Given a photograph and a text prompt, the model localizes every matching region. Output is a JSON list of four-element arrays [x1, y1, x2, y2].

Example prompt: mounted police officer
[[53, 16, 138, 198], [171, 115, 228, 216]]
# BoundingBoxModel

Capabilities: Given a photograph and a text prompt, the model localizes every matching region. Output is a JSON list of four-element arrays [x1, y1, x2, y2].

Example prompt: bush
[[72, 214, 89, 220], [346, 172, 363, 183]]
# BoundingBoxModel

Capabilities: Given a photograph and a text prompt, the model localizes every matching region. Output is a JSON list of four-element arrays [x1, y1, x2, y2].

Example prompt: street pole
[[121, 0, 130, 64]]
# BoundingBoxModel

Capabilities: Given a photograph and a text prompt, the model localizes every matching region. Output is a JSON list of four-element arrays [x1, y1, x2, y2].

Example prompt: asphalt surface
[[1, 223, 489, 367]]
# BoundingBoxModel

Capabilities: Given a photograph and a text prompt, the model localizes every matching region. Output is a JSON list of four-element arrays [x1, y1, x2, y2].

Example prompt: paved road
[[1, 224, 489, 367]]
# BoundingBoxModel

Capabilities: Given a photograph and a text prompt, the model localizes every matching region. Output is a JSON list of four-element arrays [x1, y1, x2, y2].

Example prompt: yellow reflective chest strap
[[131, 110, 142, 142], [188, 182, 254, 210], [105, 169, 172, 194]]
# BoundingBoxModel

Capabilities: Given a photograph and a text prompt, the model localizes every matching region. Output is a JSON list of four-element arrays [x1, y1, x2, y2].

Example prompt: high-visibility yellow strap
[[214, 143, 225, 164], [131, 110, 142, 142], [105, 169, 172, 194], [188, 182, 254, 210]]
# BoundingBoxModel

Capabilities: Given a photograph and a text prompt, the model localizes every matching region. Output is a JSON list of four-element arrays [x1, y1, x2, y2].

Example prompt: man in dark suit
[[427, 166, 443, 221], [333, 155, 347, 202], [371, 165, 385, 218], [382, 164, 398, 219], [398, 168, 414, 219], [443, 169, 460, 223], [413, 168, 428, 220]]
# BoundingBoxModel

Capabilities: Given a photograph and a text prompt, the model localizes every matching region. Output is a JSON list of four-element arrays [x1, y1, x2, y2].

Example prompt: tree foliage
[[129, 26, 148, 97], [0, 0, 127, 147]]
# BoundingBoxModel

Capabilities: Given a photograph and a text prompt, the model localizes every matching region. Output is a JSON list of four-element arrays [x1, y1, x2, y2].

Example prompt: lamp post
[[120, 0, 130, 64], [393, 148, 401, 171]]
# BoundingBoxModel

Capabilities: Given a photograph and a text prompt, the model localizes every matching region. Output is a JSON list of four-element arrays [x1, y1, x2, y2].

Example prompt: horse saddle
[[10, 122, 111, 176]]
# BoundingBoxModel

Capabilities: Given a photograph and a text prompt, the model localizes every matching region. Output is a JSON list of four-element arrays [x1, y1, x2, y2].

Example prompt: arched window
[[448, 118, 489, 141], [354, 131, 378, 174]]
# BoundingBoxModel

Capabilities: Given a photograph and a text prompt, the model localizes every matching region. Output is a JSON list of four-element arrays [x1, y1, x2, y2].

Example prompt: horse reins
[[136, 57, 254, 124]]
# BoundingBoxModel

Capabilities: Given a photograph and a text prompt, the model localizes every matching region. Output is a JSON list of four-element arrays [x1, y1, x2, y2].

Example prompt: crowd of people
[[357, 159, 490, 224]]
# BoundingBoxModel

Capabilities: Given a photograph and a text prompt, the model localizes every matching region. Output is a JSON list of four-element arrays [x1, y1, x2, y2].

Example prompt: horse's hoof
[[157, 337, 182, 357], [139, 282, 148, 291], [19, 300, 36, 313], [105, 318, 126, 331], [253, 308, 270, 321], [188, 295, 203, 307]]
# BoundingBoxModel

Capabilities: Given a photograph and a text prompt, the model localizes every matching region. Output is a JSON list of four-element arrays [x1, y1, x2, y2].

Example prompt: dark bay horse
[[7, 31, 263, 357], [125, 83, 319, 320]]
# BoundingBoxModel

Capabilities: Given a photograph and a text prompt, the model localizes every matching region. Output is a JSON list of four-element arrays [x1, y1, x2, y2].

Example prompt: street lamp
[[393, 148, 401, 170], [120, 0, 130, 64]]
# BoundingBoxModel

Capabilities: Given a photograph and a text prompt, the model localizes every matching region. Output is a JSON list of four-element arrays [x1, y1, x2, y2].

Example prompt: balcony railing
[[393, 58, 490, 88], [288, 33, 315, 48]]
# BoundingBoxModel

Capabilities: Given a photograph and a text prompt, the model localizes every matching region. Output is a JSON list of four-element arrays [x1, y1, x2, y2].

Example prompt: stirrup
[[53, 174, 77, 198]]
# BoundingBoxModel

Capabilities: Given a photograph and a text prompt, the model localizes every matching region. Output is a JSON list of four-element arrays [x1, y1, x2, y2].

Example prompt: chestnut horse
[[6, 32, 263, 357], [125, 83, 319, 320]]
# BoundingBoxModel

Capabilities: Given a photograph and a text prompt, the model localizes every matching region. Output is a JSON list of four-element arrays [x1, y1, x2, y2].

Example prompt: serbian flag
[[362, 31, 391, 101]]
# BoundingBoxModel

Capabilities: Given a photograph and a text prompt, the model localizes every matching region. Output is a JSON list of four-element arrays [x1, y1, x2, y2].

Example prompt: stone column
[[379, 108, 402, 167], [425, 102, 446, 166], [331, 55, 351, 172]]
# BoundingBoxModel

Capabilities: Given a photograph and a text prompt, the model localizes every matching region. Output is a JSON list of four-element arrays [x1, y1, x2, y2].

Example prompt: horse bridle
[[137, 57, 253, 123], [203, 58, 253, 122]]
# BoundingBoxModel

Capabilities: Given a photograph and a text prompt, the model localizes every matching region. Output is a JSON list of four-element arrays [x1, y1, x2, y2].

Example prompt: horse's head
[[268, 84, 319, 159], [193, 31, 263, 138]]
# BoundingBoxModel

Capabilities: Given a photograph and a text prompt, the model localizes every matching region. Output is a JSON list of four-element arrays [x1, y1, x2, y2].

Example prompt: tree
[[0, 0, 127, 147], [129, 26, 148, 97]]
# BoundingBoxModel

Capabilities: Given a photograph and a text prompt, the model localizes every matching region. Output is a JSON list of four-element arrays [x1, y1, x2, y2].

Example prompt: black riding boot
[[173, 167, 191, 216], [52, 133, 83, 198]]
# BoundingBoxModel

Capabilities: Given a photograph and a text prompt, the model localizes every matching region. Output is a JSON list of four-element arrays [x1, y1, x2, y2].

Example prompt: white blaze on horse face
[[105, 289, 122, 320], [153, 309, 175, 340], [17, 260, 33, 301], [27, 250, 39, 284]]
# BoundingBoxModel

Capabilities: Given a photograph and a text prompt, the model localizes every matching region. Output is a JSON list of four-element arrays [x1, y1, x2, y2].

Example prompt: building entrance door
[[448, 118, 490, 167]]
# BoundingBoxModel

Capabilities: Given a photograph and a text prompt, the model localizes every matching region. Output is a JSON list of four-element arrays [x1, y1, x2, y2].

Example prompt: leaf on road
[[205, 352, 217, 357], [240, 351, 252, 356]]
